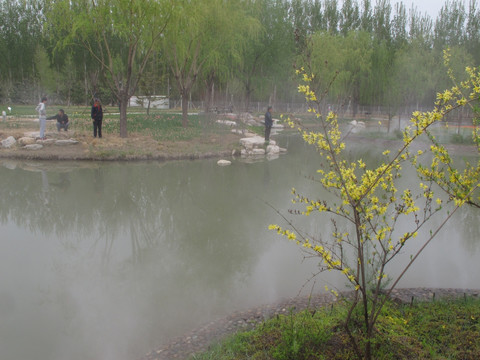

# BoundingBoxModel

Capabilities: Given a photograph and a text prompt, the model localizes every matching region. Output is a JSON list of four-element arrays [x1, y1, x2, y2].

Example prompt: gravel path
[[138, 287, 480, 360]]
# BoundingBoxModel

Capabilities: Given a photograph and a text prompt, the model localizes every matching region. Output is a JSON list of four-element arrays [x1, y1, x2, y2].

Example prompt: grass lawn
[[0, 110, 245, 160], [193, 297, 480, 360]]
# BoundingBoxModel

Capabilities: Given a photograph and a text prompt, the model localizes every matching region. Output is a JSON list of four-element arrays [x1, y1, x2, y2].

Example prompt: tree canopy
[[1, 0, 480, 130]]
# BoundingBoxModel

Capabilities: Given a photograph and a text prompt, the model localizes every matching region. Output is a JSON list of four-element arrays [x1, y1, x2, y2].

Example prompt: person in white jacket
[[35, 96, 48, 139]]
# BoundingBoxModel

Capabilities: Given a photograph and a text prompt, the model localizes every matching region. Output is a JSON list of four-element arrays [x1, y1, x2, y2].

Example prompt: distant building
[[129, 95, 169, 110]]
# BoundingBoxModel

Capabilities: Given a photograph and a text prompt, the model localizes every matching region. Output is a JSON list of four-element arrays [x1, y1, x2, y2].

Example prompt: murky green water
[[0, 135, 479, 360]]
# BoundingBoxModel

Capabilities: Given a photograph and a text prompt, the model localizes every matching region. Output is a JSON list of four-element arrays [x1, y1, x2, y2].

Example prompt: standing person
[[47, 109, 70, 131], [91, 98, 103, 138], [264, 106, 273, 144], [35, 96, 48, 139]]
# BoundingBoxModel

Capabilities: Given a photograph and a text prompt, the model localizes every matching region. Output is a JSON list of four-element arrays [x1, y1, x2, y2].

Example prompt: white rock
[[350, 120, 366, 128], [55, 139, 79, 146], [241, 149, 248, 156], [279, 147, 287, 153], [251, 148, 266, 155], [36, 139, 55, 145], [246, 119, 259, 126], [18, 137, 36, 146], [1, 136, 16, 148], [24, 144, 43, 150], [217, 159, 232, 166], [240, 136, 265, 149], [266, 145, 280, 155], [23, 131, 39, 138], [2, 161, 17, 170], [231, 129, 248, 135], [272, 119, 284, 128], [222, 113, 236, 120], [267, 154, 280, 161], [216, 119, 237, 126], [239, 113, 254, 122]]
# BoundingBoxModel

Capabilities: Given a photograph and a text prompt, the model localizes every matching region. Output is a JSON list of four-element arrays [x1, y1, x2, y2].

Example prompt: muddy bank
[[138, 288, 480, 360]]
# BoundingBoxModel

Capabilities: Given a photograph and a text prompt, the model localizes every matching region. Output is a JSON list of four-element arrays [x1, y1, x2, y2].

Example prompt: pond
[[0, 135, 479, 360]]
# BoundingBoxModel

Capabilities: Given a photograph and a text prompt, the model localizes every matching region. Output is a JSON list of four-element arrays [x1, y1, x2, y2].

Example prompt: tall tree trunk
[[204, 71, 215, 113], [245, 82, 252, 112], [181, 91, 189, 127], [119, 91, 129, 138]]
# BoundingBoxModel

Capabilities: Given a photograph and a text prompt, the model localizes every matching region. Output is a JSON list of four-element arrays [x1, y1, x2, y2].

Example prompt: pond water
[[0, 135, 479, 360]]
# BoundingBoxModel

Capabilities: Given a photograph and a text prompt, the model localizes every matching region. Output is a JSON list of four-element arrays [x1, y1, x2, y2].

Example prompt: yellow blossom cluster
[[272, 63, 480, 302], [268, 223, 343, 272]]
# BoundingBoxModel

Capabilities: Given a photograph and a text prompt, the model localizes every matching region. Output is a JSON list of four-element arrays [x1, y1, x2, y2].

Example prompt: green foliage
[[450, 132, 475, 144], [393, 129, 403, 139], [126, 114, 203, 141], [0, 1, 42, 72], [72, 113, 205, 141], [270, 309, 334, 360], [4, 0, 480, 118], [194, 305, 346, 360], [404, 298, 480, 359], [247, 125, 265, 136], [164, 0, 260, 125], [44, 0, 173, 137], [194, 297, 480, 360]]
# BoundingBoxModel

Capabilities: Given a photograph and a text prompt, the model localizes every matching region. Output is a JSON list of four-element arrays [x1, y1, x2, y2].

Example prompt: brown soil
[[0, 119, 241, 161]]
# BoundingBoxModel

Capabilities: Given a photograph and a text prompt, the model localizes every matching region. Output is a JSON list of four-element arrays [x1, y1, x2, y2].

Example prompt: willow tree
[[238, 0, 294, 112], [304, 30, 372, 115], [45, 0, 173, 138], [164, 0, 258, 127], [0, 0, 43, 102]]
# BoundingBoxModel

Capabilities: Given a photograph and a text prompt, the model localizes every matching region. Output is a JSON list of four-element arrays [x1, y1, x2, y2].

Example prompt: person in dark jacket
[[91, 98, 103, 138], [264, 106, 273, 143], [47, 109, 70, 131]]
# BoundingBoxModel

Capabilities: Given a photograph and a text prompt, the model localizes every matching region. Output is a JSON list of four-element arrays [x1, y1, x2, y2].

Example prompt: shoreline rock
[[239, 136, 284, 157], [217, 159, 232, 166]]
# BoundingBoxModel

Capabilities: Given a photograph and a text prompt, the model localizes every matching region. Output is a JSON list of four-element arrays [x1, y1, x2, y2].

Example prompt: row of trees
[[1, 0, 480, 135]]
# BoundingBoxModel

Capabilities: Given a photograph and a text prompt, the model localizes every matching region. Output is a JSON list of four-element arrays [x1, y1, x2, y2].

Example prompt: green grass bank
[[192, 296, 480, 360]]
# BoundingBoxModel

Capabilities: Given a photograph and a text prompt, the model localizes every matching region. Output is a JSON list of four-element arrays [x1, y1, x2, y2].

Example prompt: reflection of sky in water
[[0, 137, 479, 360]]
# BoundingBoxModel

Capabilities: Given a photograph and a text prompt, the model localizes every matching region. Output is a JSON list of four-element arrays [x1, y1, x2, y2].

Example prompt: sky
[[402, 0, 451, 18]]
